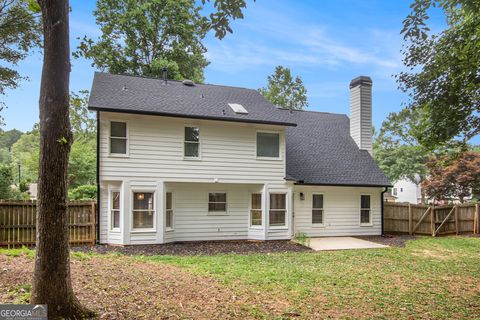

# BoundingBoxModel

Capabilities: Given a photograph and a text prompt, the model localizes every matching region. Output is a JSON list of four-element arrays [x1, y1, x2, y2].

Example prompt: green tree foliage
[[259, 66, 308, 110], [11, 127, 39, 182], [68, 185, 97, 200], [75, 0, 250, 83], [68, 137, 96, 188], [0, 164, 28, 199], [69, 90, 95, 138], [373, 109, 429, 184], [0, 0, 41, 104], [398, 0, 480, 148], [422, 151, 480, 203], [0, 128, 23, 149], [0, 164, 13, 198], [10, 91, 97, 187]]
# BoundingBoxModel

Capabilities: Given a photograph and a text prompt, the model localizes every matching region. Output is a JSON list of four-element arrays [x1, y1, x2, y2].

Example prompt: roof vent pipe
[[162, 67, 167, 84]]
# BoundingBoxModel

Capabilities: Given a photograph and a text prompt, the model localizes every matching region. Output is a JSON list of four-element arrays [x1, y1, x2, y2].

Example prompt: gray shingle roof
[[280, 109, 390, 187], [88, 72, 296, 126], [89, 72, 390, 187]]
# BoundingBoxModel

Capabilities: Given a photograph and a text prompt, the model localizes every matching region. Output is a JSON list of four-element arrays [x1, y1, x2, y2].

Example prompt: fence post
[[408, 203, 412, 235], [475, 203, 479, 235], [91, 201, 96, 246], [455, 206, 459, 235], [431, 205, 435, 236]]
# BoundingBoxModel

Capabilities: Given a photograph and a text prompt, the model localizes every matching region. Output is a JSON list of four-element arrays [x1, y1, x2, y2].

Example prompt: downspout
[[96, 111, 100, 244], [381, 186, 388, 237]]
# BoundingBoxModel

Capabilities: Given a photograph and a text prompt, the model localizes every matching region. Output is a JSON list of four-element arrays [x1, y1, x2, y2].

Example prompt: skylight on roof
[[228, 103, 248, 114]]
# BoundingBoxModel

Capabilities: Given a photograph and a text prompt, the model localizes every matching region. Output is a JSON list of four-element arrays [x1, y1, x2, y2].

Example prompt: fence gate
[[384, 202, 479, 236]]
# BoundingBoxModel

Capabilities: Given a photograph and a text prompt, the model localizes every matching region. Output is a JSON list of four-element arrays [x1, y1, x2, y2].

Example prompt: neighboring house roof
[[279, 109, 391, 187], [89, 72, 390, 187], [88, 72, 296, 127]]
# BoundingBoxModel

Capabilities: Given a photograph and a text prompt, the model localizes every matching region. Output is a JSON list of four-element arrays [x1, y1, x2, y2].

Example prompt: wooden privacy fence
[[384, 202, 480, 236], [0, 200, 96, 247]]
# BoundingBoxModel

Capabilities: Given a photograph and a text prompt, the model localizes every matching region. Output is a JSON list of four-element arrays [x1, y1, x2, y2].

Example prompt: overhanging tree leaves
[[30, 1, 94, 318], [398, 0, 480, 148], [0, 0, 41, 108], [259, 66, 308, 110]]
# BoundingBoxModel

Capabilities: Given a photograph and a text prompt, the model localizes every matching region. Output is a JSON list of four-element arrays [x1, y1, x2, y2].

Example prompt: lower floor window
[[269, 193, 286, 226], [360, 195, 371, 224], [312, 194, 324, 224], [111, 191, 120, 229], [166, 192, 173, 229], [208, 192, 227, 213], [133, 192, 155, 228], [251, 193, 262, 226]]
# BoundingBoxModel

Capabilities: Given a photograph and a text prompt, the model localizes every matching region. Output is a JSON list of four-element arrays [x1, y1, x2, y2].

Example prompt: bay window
[[132, 192, 155, 229], [269, 193, 286, 227]]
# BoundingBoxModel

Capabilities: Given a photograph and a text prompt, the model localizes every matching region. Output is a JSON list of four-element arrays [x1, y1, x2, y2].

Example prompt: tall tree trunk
[[30, 1, 94, 318]]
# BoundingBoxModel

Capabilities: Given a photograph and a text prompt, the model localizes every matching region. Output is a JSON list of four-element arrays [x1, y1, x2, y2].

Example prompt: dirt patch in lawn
[[355, 234, 416, 247], [0, 253, 291, 319], [73, 240, 311, 256]]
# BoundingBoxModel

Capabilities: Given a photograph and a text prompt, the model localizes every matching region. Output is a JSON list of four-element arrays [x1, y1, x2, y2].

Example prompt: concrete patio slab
[[307, 237, 388, 251]]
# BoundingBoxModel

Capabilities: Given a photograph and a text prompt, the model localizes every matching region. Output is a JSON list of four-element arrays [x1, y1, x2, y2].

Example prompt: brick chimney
[[349, 76, 373, 155]]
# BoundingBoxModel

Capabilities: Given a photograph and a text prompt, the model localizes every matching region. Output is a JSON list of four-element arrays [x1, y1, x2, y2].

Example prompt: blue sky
[[6, 0, 475, 142]]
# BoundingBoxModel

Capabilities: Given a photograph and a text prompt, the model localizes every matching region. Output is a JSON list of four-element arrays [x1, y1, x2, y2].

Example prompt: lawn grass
[[139, 237, 480, 319], [1, 237, 479, 319]]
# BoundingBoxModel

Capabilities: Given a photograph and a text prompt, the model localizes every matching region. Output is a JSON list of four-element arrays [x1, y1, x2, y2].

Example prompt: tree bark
[[30, 1, 94, 318]]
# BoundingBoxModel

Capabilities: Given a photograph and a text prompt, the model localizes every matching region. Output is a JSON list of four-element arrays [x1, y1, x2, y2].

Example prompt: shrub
[[69, 184, 97, 200]]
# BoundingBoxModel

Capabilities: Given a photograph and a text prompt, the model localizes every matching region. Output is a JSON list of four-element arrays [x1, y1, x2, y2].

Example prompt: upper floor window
[[184, 127, 200, 158], [312, 194, 324, 224], [110, 121, 127, 154], [360, 195, 371, 225], [257, 132, 280, 158]]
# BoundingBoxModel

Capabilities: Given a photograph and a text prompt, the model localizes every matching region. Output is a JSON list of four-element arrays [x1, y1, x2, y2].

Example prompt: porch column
[[156, 180, 165, 244], [121, 180, 131, 244], [263, 183, 269, 240]]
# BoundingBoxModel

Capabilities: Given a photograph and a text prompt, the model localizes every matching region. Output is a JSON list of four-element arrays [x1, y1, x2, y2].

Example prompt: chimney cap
[[349, 76, 372, 89]]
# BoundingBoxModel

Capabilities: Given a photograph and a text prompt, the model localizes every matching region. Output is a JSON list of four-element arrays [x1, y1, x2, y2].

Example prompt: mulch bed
[[73, 240, 312, 256], [355, 234, 417, 247]]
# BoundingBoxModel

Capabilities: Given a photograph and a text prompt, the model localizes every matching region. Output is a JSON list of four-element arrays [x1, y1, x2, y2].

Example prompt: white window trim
[[183, 125, 201, 160], [165, 191, 174, 232], [131, 190, 157, 232], [255, 130, 282, 161], [108, 120, 129, 157], [312, 193, 325, 227], [360, 194, 373, 227], [249, 192, 263, 229], [108, 187, 121, 232], [207, 191, 228, 216], [268, 192, 288, 229]]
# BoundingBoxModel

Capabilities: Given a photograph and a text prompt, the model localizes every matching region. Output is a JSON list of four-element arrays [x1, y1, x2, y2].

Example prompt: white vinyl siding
[[294, 186, 382, 237], [99, 112, 286, 183]]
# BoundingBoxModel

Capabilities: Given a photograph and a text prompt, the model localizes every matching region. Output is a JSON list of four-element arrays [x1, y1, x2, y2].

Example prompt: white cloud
[[204, 6, 402, 76]]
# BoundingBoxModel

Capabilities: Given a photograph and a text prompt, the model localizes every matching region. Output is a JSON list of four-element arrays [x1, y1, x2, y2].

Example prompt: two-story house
[[88, 72, 390, 245]]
